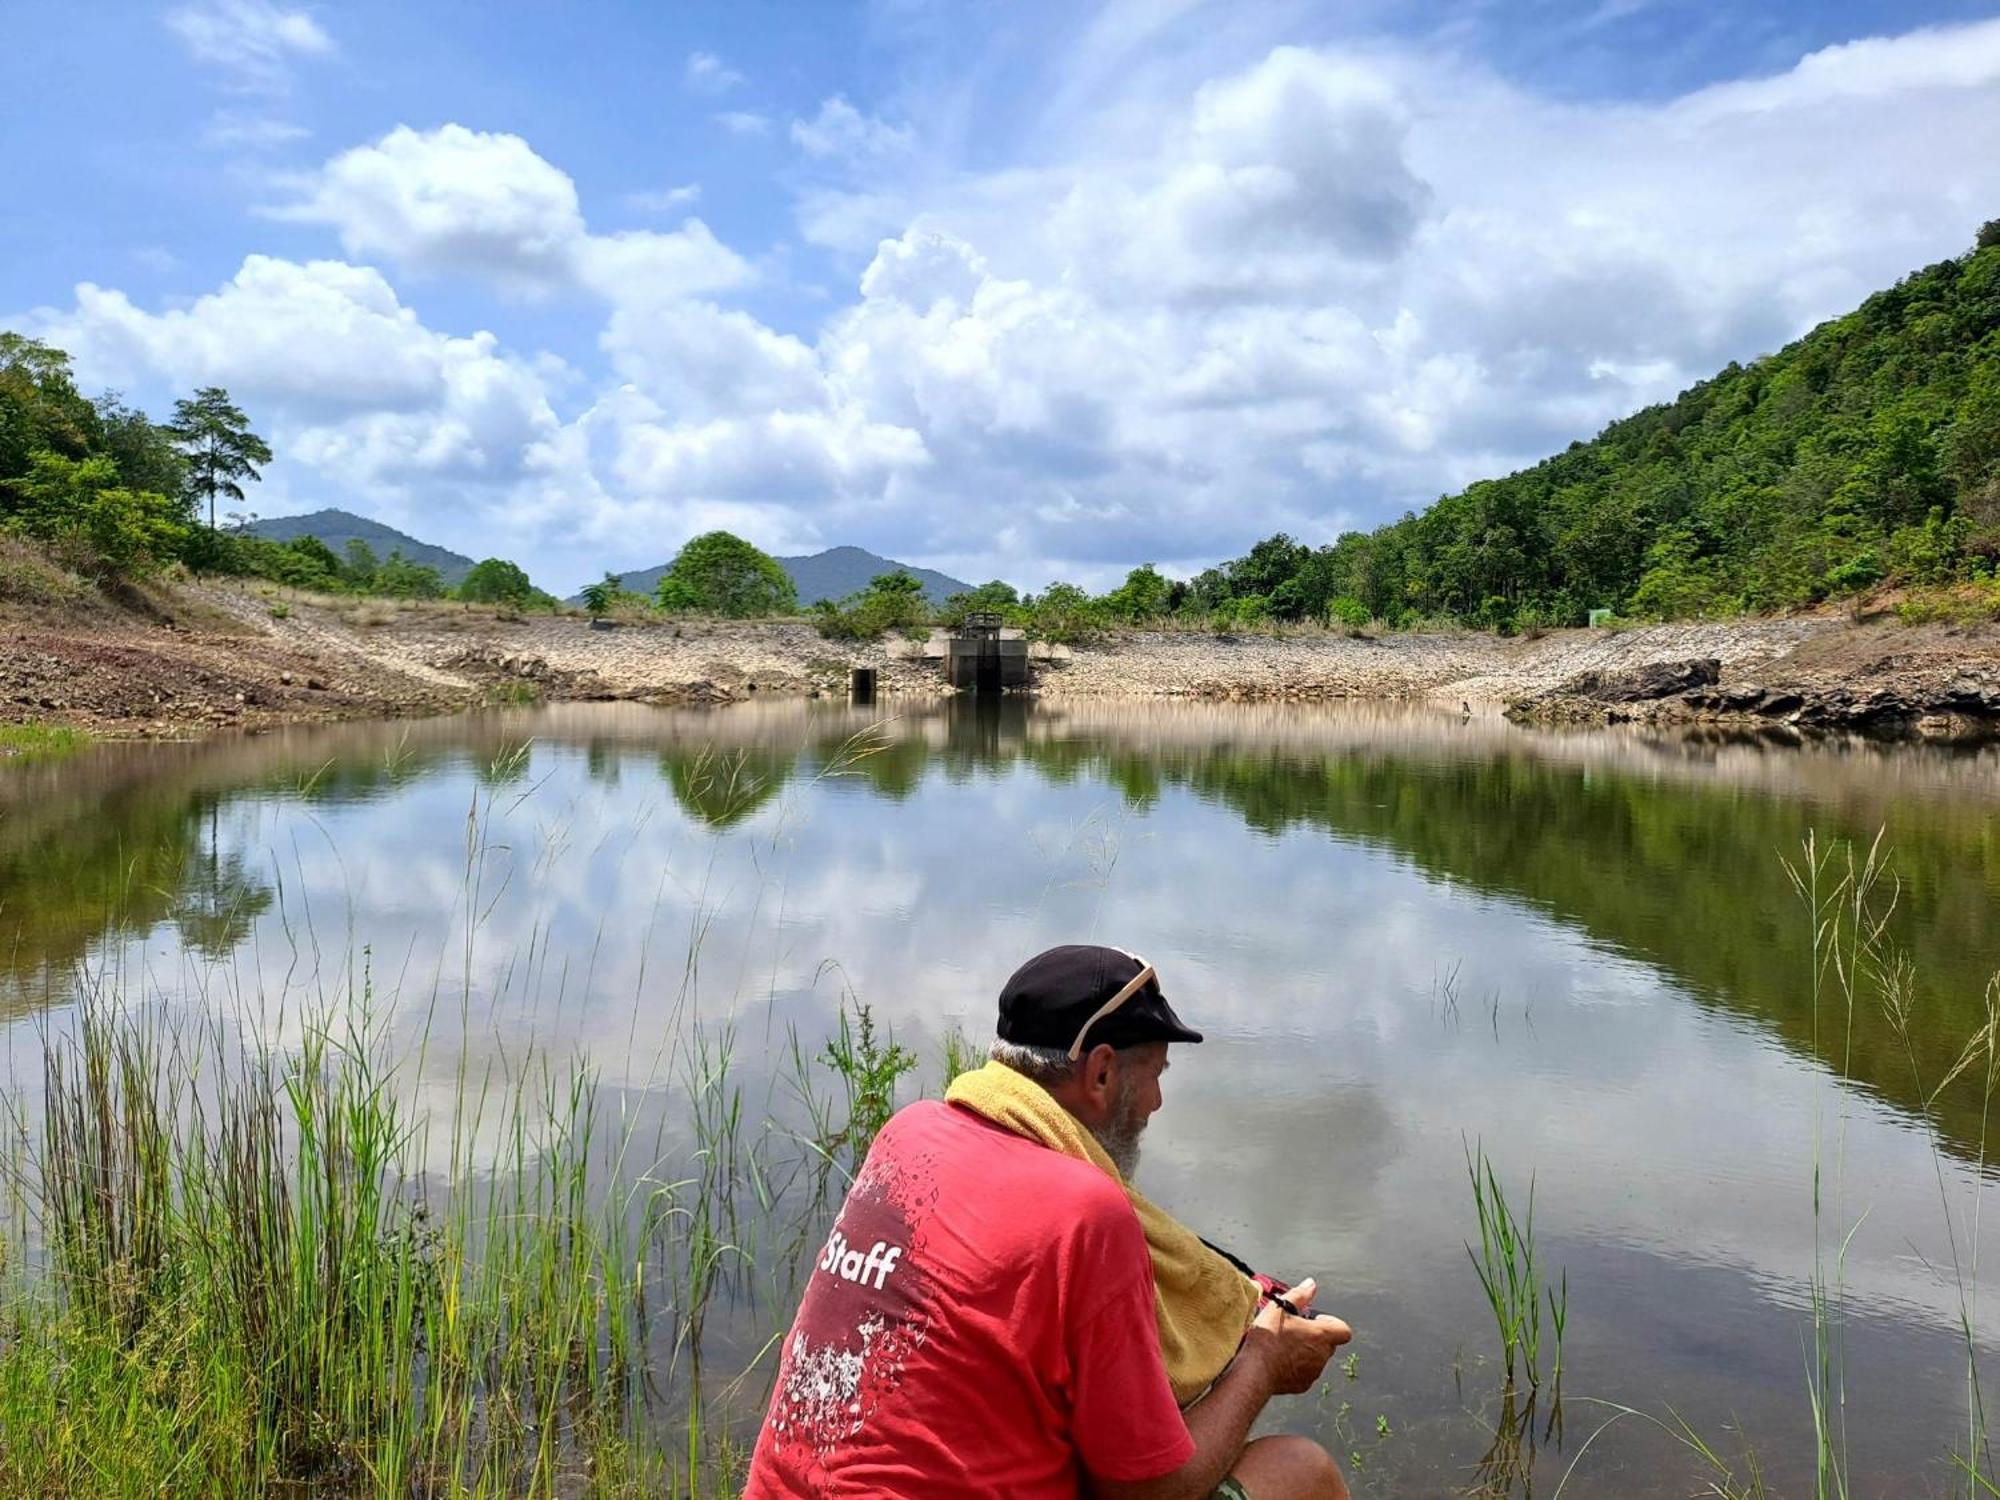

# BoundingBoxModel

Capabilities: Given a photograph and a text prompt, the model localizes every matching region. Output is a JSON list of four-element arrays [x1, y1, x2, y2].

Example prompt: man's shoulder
[[887, 1100, 1140, 1226]]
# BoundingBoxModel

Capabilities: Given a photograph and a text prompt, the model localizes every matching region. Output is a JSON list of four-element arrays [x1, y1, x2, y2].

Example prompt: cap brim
[[1151, 995, 1203, 1045]]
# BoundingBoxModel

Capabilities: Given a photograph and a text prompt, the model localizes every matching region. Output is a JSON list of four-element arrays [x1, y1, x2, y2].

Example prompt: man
[[743, 944, 1351, 1499]]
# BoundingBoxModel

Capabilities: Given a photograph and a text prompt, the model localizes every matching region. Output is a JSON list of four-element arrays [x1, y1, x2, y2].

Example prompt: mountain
[[239, 509, 478, 585], [603, 546, 975, 606], [1189, 225, 2000, 629]]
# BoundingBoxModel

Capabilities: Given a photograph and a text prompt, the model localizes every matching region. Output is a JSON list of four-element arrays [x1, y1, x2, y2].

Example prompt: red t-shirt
[[742, 1099, 1195, 1498]]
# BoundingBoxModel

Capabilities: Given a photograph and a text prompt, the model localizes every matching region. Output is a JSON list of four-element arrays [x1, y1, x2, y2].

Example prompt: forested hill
[[1190, 226, 2000, 630], [242, 510, 475, 585]]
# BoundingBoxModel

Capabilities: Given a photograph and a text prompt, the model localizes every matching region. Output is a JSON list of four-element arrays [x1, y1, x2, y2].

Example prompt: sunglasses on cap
[[1065, 953, 1159, 1061]]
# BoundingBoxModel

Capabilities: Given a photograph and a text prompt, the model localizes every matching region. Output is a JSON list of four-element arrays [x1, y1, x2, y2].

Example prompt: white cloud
[[791, 97, 913, 162], [35, 15, 2000, 593], [166, 0, 332, 92], [684, 50, 743, 95], [274, 124, 748, 300], [201, 110, 310, 150], [625, 183, 703, 213], [714, 111, 773, 137], [25, 255, 561, 546]]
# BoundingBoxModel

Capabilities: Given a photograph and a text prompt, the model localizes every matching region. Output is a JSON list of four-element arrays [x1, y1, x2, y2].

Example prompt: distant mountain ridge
[[240, 511, 976, 605], [239, 509, 477, 585], [604, 546, 974, 606]]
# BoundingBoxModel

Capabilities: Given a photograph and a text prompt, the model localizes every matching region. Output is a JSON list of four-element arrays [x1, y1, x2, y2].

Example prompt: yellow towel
[[945, 1060, 1259, 1405]]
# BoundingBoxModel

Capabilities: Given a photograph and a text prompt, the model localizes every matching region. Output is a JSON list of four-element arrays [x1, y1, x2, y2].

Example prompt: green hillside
[[1189, 225, 2000, 629], [241, 509, 475, 586]]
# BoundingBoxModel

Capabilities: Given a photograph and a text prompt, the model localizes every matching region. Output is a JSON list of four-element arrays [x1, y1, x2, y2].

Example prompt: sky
[[5, 0, 2000, 595]]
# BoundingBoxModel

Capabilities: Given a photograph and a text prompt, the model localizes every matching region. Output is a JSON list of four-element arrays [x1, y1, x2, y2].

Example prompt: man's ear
[[1080, 1042, 1120, 1102]]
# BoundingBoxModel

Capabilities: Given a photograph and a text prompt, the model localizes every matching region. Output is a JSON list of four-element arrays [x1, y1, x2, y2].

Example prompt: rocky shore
[[5, 578, 1998, 740]]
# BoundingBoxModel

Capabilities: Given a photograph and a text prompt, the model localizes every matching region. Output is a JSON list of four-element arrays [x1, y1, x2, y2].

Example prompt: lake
[[7, 697, 2000, 1497]]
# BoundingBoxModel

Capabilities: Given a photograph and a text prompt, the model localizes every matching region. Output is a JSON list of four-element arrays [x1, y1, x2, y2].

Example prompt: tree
[[375, 549, 445, 599], [1099, 564, 1171, 622], [0, 451, 189, 573], [167, 387, 271, 532], [458, 557, 536, 606], [92, 395, 187, 504], [1, 333, 98, 478], [580, 572, 619, 617], [657, 530, 797, 617], [938, 579, 1020, 626], [655, 575, 700, 613], [342, 538, 380, 590]]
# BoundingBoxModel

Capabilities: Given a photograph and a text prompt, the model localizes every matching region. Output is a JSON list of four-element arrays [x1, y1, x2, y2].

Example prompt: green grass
[[485, 679, 543, 706], [1464, 1142, 1566, 1395], [0, 721, 90, 762]]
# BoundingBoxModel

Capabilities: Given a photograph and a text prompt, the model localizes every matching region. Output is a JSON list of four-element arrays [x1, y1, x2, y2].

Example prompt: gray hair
[[988, 1038, 1078, 1088]]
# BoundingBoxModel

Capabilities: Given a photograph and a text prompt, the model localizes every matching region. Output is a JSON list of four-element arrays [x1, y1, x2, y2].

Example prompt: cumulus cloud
[[273, 124, 748, 299], [24, 255, 561, 548], [42, 14, 2000, 592], [166, 0, 332, 92], [714, 111, 773, 137]]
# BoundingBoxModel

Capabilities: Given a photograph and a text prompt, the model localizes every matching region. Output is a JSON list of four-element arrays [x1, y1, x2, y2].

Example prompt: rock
[[306, 677, 327, 691], [279, 670, 293, 685], [1560, 657, 1722, 703]]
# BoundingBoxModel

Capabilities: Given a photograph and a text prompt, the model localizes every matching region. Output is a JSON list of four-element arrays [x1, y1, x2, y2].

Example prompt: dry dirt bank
[[5, 579, 1998, 739]]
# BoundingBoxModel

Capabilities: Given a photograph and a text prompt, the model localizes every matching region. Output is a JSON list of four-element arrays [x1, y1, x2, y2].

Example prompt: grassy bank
[[0, 972, 915, 1498]]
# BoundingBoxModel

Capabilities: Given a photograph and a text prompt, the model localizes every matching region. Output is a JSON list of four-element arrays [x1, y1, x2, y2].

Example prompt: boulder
[[1560, 657, 1722, 703]]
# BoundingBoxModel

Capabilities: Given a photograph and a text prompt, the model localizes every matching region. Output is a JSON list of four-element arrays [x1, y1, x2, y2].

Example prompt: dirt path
[[8, 579, 1999, 739]]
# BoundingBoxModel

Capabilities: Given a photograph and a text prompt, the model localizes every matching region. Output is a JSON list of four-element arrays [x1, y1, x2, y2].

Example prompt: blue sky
[[6, 0, 1999, 594]]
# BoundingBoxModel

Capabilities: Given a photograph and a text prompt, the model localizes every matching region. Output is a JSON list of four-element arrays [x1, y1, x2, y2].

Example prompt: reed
[[1464, 1140, 1565, 1394]]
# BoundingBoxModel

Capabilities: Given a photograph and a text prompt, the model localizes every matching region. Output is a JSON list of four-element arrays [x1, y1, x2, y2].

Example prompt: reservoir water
[[7, 697, 2000, 1497]]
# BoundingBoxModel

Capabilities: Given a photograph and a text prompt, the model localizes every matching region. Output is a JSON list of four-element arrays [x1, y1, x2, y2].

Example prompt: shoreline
[[8, 578, 2000, 741]]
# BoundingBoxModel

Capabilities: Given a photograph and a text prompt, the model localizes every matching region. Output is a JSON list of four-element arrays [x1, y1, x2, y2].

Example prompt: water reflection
[[5, 699, 2000, 1494]]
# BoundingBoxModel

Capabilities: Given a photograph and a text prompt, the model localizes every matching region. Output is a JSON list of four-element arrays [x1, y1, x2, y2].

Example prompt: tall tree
[[657, 531, 797, 617], [167, 387, 271, 532]]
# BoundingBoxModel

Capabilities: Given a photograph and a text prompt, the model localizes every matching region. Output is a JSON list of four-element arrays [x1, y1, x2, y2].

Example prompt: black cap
[[996, 944, 1205, 1054]]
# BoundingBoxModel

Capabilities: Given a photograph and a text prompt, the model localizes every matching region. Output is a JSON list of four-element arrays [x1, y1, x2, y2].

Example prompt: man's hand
[[1246, 1277, 1352, 1395]]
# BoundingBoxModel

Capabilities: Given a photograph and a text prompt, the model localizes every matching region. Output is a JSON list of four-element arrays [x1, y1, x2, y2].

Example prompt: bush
[[1327, 596, 1371, 630], [1823, 549, 1886, 595], [812, 572, 932, 641]]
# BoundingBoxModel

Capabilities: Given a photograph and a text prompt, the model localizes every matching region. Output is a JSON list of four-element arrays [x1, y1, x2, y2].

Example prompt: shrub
[[813, 571, 932, 641], [1327, 596, 1371, 630], [1823, 549, 1886, 595]]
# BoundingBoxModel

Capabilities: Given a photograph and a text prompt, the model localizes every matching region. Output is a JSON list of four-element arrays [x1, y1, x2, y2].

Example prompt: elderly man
[[743, 944, 1351, 1499]]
